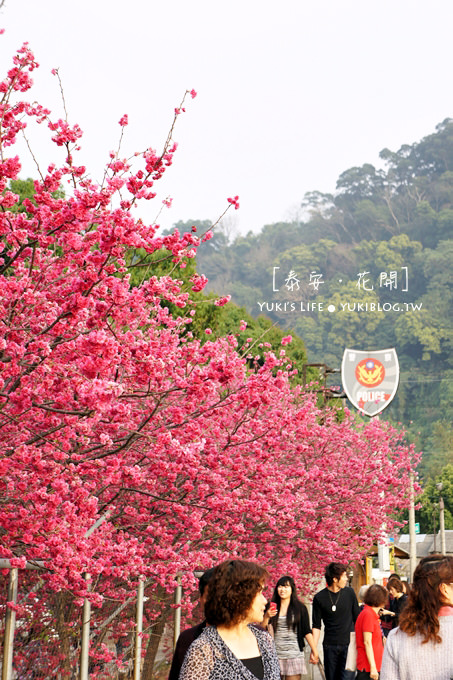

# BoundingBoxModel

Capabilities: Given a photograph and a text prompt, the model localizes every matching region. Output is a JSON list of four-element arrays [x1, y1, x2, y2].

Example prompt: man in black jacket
[[168, 568, 214, 680], [311, 562, 359, 680]]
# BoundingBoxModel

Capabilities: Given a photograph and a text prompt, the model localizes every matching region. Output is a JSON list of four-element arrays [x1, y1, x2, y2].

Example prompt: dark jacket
[[389, 593, 408, 628], [168, 621, 206, 680]]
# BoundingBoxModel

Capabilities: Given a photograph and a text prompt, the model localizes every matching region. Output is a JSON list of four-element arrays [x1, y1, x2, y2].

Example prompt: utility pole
[[439, 497, 446, 555], [133, 578, 145, 680], [432, 510, 437, 553], [173, 575, 182, 650], [2, 569, 18, 680], [79, 512, 111, 680], [437, 483, 446, 555], [409, 472, 417, 581], [1, 560, 44, 680], [80, 574, 91, 680], [302, 363, 345, 405]]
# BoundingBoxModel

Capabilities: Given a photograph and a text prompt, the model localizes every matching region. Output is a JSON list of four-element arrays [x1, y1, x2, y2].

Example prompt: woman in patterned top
[[180, 559, 280, 680], [268, 576, 318, 680]]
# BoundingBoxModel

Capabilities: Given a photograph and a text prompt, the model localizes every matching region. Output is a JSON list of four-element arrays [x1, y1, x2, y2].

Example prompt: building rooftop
[[396, 530, 453, 558]]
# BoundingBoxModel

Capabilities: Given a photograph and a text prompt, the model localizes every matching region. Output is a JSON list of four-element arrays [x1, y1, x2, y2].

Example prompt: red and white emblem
[[341, 348, 399, 417]]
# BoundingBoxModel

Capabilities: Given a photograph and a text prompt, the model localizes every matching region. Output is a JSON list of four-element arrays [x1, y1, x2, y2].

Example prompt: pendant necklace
[[328, 589, 341, 612]]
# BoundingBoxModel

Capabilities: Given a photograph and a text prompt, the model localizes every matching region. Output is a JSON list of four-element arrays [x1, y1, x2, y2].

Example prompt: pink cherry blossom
[[227, 194, 240, 209], [214, 295, 231, 306]]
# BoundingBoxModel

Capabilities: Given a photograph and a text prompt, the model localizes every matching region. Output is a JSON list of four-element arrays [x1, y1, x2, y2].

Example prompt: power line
[[399, 377, 453, 383]]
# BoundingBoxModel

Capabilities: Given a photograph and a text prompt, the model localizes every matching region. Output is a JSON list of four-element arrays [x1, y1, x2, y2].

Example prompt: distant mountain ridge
[[178, 118, 453, 479]]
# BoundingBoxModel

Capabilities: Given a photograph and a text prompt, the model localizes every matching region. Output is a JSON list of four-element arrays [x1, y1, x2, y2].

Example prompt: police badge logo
[[341, 348, 399, 417]]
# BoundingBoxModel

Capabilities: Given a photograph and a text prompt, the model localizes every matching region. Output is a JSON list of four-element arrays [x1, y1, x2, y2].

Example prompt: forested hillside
[[180, 118, 453, 485]]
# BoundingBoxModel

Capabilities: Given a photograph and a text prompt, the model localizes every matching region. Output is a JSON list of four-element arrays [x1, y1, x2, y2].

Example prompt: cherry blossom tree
[[0, 43, 419, 678]]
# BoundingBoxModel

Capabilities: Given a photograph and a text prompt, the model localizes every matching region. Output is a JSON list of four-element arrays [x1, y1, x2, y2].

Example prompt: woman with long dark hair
[[381, 554, 453, 680], [268, 576, 318, 680], [180, 559, 280, 680]]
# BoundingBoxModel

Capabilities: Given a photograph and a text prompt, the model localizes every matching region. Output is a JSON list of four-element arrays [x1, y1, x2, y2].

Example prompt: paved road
[[303, 658, 326, 680], [305, 660, 356, 679]]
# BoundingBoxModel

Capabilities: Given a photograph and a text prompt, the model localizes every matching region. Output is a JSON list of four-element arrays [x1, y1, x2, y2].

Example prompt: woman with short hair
[[355, 584, 388, 680], [386, 577, 408, 630], [180, 559, 280, 680], [380, 554, 453, 680]]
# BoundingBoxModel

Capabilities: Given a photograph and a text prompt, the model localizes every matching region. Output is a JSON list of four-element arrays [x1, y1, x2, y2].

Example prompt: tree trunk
[[140, 601, 172, 680], [53, 591, 76, 678]]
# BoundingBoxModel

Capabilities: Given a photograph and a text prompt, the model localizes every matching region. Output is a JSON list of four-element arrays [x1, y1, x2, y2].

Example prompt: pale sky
[[1, 0, 453, 236]]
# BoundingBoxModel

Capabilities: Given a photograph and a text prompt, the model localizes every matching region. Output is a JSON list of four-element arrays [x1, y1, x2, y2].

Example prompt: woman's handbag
[[345, 631, 357, 671]]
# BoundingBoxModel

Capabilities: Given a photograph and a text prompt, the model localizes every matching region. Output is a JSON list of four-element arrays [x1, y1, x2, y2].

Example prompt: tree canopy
[[0, 42, 419, 679]]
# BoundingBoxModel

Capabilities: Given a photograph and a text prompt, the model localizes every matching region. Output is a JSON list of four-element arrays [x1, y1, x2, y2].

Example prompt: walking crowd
[[169, 555, 453, 680]]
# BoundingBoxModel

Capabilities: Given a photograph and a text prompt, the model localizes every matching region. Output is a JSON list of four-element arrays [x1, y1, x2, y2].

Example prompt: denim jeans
[[323, 644, 355, 680]]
